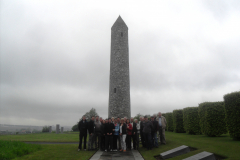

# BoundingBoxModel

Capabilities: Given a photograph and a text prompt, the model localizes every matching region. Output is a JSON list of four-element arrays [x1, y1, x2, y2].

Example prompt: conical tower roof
[[111, 16, 128, 30]]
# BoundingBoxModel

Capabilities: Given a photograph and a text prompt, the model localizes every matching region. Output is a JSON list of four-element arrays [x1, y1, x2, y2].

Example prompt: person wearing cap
[[156, 112, 167, 145], [143, 116, 153, 150]]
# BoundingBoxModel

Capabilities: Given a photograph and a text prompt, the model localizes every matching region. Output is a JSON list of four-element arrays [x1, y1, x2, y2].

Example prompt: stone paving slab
[[89, 150, 144, 160], [160, 145, 190, 159], [183, 151, 216, 160]]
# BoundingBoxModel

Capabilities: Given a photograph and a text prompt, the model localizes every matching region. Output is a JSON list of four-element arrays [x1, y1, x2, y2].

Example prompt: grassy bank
[[139, 131, 240, 160], [0, 140, 42, 160], [0, 132, 79, 142]]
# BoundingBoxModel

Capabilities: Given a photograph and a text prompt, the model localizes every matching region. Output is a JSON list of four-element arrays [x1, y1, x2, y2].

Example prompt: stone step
[[160, 145, 190, 159], [182, 151, 216, 160]]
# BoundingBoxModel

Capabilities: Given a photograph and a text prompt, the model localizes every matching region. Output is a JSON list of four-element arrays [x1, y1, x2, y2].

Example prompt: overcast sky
[[1, 0, 240, 126]]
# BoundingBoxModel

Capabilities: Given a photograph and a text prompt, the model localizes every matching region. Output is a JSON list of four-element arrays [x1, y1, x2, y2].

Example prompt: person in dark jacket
[[151, 116, 159, 148], [88, 116, 95, 151], [140, 117, 145, 147], [143, 116, 153, 150], [78, 115, 88, 151], [105, 118, 115, 152], [100, 119, 105, 151], [95, 116, 101, 149]]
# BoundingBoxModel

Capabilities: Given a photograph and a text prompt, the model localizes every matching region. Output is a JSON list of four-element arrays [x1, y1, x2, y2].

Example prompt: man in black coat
[[151, 116, 159, 148], [78, 115, 88, 151], [88, 116, 95, 151], [105, 118, 115, 152]]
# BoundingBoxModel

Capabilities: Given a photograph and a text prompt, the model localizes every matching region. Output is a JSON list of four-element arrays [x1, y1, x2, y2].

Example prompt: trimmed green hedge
[[173, 109, 185, 133], [183, 107, 201, 134], [165, 112, 173, 132], [198, 102, 227, 137], [224, 91, 240, 139]]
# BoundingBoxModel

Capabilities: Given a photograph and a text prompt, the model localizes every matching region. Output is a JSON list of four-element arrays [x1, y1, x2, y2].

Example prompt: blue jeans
[[144, 133, 152, 149], [151, 132, 158, 147]]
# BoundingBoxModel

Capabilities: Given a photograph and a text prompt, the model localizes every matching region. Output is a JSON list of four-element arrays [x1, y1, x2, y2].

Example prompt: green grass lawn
[[139, 131, 240, 160], [0, 140, 42, 160], [13, 144, 95, 160], [0, 132, 79, 142], [1, 131, 240, 160]]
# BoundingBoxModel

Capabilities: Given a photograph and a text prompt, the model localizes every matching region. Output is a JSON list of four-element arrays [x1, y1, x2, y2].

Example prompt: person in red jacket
[[126, 119, 132, 150]]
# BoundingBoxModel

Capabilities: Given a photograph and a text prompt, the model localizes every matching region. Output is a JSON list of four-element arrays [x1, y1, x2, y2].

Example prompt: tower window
[[121, 32, 123, 37], [114, 88, 116, 93]]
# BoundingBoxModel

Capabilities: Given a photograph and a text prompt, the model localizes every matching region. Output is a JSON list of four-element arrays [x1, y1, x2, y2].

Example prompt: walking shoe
[[84, 149, 86, 151], [123, 150, 126, 152], [110, 149, 112, 152], [119, 149, 123, 151], [78, 149, 80, 151], [105, 149, 107, 152]]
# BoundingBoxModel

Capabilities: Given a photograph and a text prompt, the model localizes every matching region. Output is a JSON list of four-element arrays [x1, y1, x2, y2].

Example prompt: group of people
[[77, 112, 167, 152]]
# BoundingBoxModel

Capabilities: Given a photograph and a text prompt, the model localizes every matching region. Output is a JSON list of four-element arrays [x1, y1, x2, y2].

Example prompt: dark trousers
[[105, 135, 113, 150], [78, 133, 87, 149], [113, 135, 118, 150], [140, 131, 145, 147], [126, 135, 131, 149], [101, 135, 105, 150], [144, 132, 152, 150], [135, 133, 139, 149], [95, 132, 101, 149], [132, 134, 136, 149]]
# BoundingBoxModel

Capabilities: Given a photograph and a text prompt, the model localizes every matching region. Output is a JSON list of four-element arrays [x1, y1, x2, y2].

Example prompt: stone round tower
[[108, 16, 131, 118]]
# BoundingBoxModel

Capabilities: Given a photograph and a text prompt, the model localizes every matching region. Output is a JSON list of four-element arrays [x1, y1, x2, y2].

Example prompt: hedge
[[198, 102, 227, 137], [173, 109, 185, 133], [183, 107, 201, 134], [224, 91, 240, 139], [165, 112, 173, 132]]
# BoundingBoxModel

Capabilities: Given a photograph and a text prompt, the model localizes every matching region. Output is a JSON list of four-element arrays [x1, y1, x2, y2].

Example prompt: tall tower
[[108, 16, 131, 118]]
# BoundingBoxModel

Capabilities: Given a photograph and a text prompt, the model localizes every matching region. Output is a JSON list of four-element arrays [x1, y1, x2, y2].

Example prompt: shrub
[[173, 109, 185, 133], [165, 112, 173, 132], [183, 107, 201, 134], [224, 91, 240, 140], [198, 102, 227, 137]]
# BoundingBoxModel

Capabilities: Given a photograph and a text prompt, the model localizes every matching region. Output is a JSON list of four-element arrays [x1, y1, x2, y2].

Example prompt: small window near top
[[121, 32, 123, 37], [114, 88, 116, 93]]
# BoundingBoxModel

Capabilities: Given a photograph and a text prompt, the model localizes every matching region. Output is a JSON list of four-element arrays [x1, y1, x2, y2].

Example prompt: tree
[[84, 108, 99, 120], [72, 124, 79, 132], [133, 113, 144, 121], [42, 126, 50, 132]]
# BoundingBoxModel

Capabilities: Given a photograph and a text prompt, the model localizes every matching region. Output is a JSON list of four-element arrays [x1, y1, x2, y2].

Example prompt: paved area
[[89, 150, 144, 160]]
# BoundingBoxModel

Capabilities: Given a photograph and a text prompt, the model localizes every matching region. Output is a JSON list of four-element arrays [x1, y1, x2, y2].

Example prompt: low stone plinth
[[183, 151, 216, 160], [160, 145, 190, 159]]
